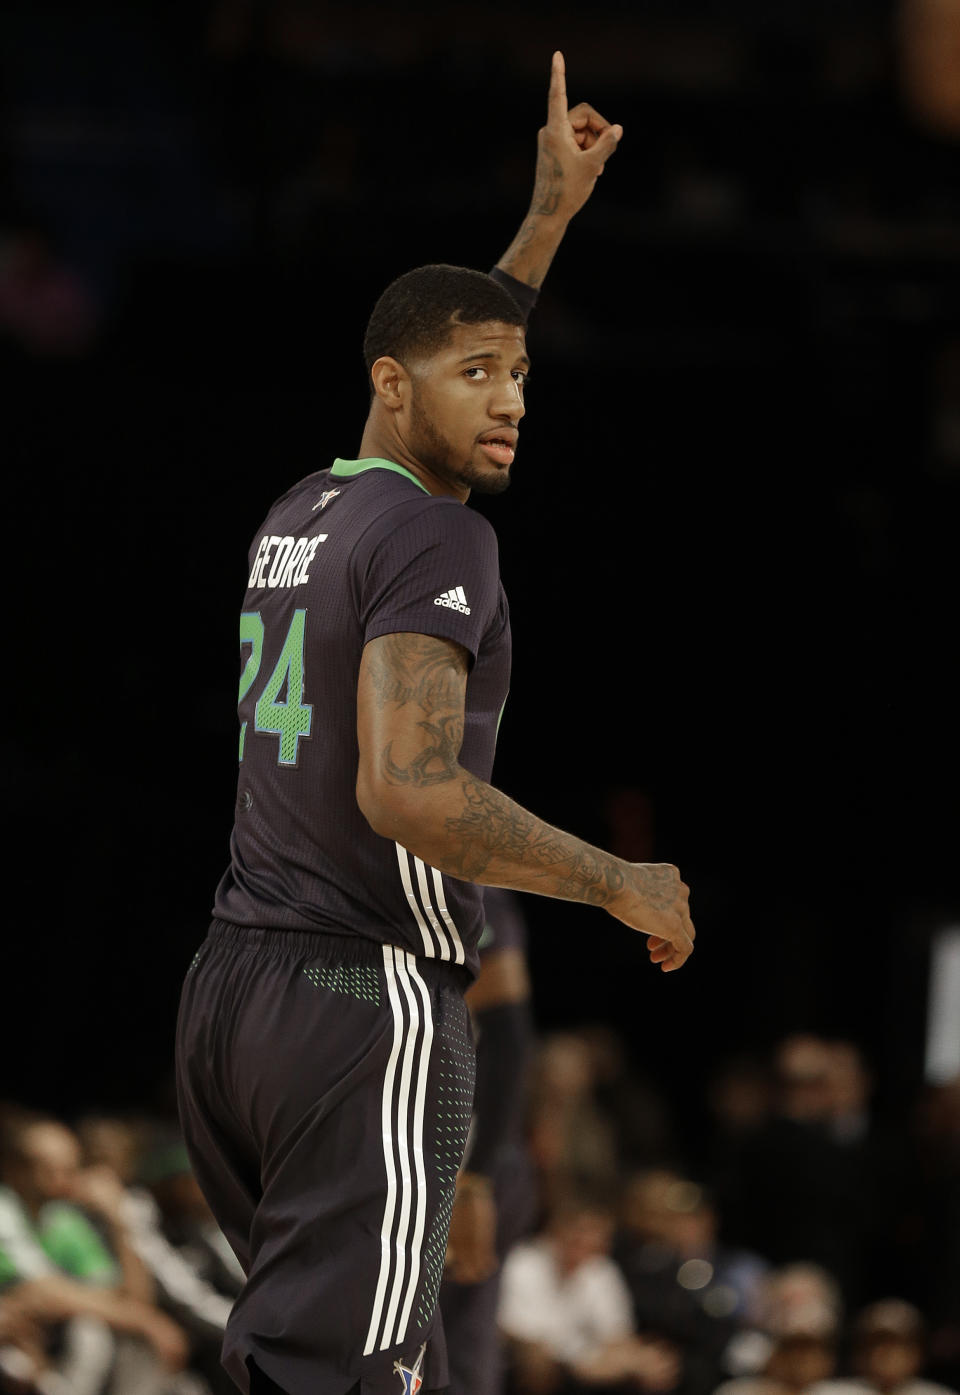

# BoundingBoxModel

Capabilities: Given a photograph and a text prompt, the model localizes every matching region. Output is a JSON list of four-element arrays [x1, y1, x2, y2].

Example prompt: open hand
[[531, 50, 623, 223]]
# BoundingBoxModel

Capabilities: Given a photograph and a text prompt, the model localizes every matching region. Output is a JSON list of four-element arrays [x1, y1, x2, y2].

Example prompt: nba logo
[[393, 1343, 426, 1393], [312, 488, 341, 511]]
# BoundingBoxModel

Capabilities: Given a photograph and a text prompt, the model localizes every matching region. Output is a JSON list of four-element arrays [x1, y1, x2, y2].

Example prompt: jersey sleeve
[[489, 265, 538, 325], [358, 500, 502, 661]]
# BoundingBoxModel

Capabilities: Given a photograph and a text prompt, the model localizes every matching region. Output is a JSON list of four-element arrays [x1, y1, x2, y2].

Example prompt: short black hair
[[362, 263, 525, 377]]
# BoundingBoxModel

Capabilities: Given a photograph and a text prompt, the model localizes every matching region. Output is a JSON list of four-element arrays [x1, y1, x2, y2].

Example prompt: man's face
[[16, 1123, 83, 1203], [403, 320, 528, 499]]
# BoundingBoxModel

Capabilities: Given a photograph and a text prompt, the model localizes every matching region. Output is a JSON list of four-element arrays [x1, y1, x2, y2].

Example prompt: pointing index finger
[[548, 49, 567, 124]]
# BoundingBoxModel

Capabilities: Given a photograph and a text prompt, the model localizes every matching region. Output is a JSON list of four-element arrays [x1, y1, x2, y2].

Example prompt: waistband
[[206, 918, 472, 993]]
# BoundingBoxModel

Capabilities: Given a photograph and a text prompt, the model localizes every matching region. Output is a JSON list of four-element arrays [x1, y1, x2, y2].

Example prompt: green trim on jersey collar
[[330, 457, 429, 494]]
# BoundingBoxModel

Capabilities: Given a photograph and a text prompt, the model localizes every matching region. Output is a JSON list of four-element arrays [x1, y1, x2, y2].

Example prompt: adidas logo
[[433, 585, 471, 615]]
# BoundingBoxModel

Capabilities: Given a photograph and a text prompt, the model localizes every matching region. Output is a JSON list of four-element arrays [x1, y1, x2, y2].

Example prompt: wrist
[[522, 202, 573, 231]]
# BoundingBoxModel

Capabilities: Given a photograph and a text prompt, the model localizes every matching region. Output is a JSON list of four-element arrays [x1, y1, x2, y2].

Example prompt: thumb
[[590, 123, 623, 169]]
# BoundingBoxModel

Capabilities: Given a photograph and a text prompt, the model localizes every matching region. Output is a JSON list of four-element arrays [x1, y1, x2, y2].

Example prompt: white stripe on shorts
[[378, 950, 421, 1348], [363, 946, 435, 1354], [363, 946, 406, 1356], [394, 953, 434, 1343]]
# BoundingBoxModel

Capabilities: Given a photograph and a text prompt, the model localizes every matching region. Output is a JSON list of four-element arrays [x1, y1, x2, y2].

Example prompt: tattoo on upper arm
[[368, 633, 467, 711], [368, 634, 468, 788]]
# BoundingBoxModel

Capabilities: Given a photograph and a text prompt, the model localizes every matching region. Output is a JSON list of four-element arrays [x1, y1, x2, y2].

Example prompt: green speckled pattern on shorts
[[415, 993, 475, 1325], [303, 962, 381, 1006]]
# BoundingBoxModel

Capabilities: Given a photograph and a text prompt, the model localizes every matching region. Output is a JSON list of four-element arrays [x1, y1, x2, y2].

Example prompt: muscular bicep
[[356, 632, 470, 831]]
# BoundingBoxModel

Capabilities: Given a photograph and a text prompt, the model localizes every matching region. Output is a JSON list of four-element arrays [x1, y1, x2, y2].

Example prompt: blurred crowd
[[2, 1030, 958, 1395], [495, 1029, 960, 1395]]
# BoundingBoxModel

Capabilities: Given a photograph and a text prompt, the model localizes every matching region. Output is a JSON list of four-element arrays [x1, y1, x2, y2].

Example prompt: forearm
[[109, 1229, 156, 1305], [496, 208, 571, 291], [357, 633, 692, 963], [369, 765, 626, 905], [15, 1275, 157, 1335]]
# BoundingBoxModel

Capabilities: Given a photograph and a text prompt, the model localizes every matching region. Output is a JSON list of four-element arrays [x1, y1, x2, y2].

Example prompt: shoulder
[[358, 496, 502, 595]]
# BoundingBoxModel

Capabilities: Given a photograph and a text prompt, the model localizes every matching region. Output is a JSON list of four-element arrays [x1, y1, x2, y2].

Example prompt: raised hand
[[496, 50, 624, 288], [532, 50, 623, 223]]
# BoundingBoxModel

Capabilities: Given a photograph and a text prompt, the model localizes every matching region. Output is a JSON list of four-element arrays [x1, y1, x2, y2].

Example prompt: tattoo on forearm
[[498, 154, 566, 290], [531, 153, 564, 217], [631, 864, 678, 911], [444, 779, 625, 905]]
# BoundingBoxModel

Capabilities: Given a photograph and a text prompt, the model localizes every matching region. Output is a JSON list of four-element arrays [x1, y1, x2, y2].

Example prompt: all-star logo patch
[[393, 1342, 426, 1394], [312, 488, 341, 511]]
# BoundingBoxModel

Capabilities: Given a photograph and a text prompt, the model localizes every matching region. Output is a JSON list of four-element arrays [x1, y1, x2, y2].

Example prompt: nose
[[490, 374, 525, 424]]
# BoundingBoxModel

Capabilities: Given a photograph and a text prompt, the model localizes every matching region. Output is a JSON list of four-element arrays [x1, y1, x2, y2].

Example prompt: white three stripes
[[364, 945, 435, 1356], [394, 844, 465, 965]]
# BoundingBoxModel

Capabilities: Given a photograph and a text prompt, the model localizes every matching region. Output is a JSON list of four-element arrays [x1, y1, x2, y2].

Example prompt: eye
[[512, 369, 530, 387], [464, 366, 489, 381]]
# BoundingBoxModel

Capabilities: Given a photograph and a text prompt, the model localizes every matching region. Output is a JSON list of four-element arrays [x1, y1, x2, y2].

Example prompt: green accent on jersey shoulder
[[330, 457, 430, 494]]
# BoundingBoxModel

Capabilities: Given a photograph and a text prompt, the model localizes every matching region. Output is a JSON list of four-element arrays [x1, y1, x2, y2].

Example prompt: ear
[[370, 355, 409, 411]]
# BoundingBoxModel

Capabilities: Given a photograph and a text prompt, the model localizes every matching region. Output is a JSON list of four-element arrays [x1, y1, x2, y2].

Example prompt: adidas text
[[433, 586, 471, 615]]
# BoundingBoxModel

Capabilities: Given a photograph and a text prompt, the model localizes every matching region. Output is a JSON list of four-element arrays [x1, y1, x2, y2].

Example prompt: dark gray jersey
[[213, 457, 512, 980]]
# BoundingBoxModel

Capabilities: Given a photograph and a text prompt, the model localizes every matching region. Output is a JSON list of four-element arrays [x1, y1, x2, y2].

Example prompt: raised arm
[[355, 633, 693, 970], [495, 50, 623, 292]]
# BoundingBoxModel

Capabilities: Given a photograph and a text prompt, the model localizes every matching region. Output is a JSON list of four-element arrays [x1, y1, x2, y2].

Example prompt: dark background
[[3, 0, 958, 1154]]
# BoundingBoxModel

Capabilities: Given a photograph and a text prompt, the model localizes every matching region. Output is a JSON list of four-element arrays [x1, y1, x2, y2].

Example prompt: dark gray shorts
[[175, 921, 475, 1395]]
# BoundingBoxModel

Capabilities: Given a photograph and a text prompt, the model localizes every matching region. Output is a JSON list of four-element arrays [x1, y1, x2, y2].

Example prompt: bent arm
[[355, 633, 693, 968], [495, 51, 623, 292]]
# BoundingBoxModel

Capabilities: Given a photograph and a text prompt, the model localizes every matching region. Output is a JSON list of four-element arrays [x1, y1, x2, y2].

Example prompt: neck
[[356, 418, 467, 502]]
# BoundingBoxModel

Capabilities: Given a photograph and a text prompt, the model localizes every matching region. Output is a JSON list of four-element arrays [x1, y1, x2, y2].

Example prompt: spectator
[[526, 1035, 621, 1219], [0, 1108, 190, 1394], [613, 1169, 769, 1395], [810, 1300, 958, 1395], [890, 1079, 960, 1389], [715, 1263, 843, 1395], [498, 1195, 681, 1394], [576, 1026, 678, 1174], [714, 1036, 881, 1311], [77, 1117, 239, 1395]]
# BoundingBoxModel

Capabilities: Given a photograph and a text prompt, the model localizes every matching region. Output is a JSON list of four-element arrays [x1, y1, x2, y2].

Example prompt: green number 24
[[238, 610, 313, 765]]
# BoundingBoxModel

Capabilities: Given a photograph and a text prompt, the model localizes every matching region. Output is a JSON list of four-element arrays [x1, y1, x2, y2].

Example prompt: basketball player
[[175, 52, 695, 1395]]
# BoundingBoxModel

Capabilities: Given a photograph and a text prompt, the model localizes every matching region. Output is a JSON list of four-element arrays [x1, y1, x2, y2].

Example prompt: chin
[[470, 472, 512, 497], [460, 460, 512, 496]]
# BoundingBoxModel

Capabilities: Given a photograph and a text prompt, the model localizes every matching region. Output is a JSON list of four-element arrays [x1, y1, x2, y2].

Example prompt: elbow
[[356, 770, 420, 845]]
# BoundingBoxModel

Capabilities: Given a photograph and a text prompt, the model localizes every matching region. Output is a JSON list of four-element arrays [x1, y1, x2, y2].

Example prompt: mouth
[[477, 432, 517, 467]]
